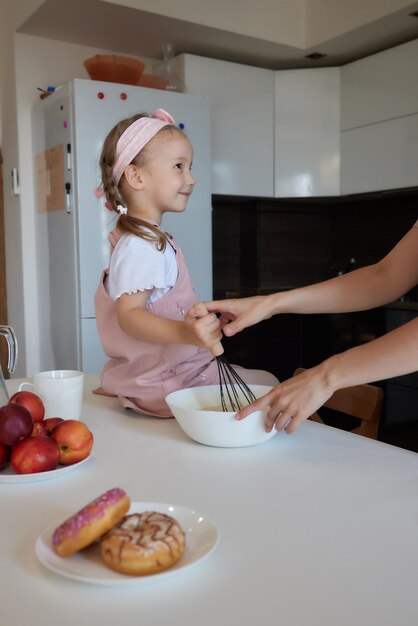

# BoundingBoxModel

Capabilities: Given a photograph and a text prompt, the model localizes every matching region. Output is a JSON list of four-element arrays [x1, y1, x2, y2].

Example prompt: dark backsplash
[[212, 190, 418, 442], [212, 189, 418, 300]]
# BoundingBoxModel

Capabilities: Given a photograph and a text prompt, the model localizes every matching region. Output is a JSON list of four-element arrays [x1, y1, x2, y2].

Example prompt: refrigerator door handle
[[65, 182, 71, 213]]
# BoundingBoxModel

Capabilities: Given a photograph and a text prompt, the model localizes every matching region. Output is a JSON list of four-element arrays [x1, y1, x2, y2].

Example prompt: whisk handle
[[191, 302, 224, 357]]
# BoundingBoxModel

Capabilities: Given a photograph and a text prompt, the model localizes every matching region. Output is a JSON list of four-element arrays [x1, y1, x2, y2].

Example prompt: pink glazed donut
[[52, 488, 131, 557]]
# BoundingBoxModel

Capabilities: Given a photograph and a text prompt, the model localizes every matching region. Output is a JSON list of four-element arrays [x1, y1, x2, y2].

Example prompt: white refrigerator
[[32, 79, 212, 374]]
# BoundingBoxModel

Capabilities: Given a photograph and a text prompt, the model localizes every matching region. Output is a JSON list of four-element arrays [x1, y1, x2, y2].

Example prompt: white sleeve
[[108, 235, 172, 300]]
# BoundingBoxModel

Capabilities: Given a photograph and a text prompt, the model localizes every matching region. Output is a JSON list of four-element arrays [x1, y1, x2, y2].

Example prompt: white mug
[[19, 370, 84, 420]]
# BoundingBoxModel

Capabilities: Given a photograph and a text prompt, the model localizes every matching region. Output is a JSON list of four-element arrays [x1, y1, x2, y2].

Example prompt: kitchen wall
[[0, 0, 45, 137], [0, 3, 35, 375], [0, 0, 56, 375]]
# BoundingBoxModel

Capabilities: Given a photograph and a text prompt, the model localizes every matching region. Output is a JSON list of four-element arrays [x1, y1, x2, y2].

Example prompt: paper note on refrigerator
[[35, 144, 65, 212]]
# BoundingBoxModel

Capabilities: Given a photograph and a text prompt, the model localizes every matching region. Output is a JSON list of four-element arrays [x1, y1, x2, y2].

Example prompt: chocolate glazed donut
[[100, 512, 186, 575]]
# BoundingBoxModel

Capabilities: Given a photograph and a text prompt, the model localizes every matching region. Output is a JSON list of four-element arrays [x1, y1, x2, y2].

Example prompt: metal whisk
[[216, 353, 257, 412], [195, 303, 256, 412]]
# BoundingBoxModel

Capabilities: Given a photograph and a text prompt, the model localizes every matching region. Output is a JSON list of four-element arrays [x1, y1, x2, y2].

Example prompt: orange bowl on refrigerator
[[83, 55, 145, 85], [136, 74, 168, 90]]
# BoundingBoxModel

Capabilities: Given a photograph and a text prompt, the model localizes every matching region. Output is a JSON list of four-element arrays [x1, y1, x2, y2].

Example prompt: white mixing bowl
[[165, 385, 276, 448]]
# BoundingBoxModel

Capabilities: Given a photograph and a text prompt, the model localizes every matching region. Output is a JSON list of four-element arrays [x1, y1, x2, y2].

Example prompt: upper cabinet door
[[174, 54, 275, 197], [341, 114, 418, 195], [341, 39, 418, 131], [274, 68, 340, 197], [340, 39, 418, 195]]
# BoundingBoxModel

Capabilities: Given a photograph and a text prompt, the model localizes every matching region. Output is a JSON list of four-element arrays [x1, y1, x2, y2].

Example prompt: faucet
[[0, 325, 18, 402]]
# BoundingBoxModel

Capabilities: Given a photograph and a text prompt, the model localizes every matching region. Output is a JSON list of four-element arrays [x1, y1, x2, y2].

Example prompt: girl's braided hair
[[99, 113, 180, 251]]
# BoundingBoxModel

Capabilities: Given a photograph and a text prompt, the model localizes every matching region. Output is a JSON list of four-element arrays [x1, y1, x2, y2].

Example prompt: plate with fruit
[[0, 391, 94, 482], [0, 454, 92, 483]]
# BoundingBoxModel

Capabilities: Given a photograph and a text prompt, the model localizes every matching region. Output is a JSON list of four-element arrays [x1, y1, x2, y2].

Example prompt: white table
[[1, 375, 418, 626]]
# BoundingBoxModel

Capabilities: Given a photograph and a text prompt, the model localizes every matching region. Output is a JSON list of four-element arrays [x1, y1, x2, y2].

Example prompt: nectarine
[[43, 417, 64, 435], [0, 442, 10, 470], [9, 391, 45, 423], [50, 420, 93, 465], [11, 436, 60, 474], [0, 404, 33, 446], [31, 421, 48, 437]]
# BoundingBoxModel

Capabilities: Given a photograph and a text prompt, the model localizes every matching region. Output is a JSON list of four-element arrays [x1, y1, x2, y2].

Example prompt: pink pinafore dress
[[95, 229, 278, 417], [95, 229, 222, 417]]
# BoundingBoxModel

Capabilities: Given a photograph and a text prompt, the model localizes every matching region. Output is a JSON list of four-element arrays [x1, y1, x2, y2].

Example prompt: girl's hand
[[204, 295, 273, 337], [235, 365, 334, 434], [184, 303, 223, 352]]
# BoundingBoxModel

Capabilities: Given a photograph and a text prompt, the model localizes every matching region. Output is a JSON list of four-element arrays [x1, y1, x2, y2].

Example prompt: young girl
[[94, 108, 278, 417]]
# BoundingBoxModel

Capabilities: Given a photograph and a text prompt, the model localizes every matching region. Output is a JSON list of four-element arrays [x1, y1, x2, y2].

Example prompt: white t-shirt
[[107, 233, 178, 303]]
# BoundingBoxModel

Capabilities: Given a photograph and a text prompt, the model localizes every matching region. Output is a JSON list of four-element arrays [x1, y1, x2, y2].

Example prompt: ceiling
[[18, 0, 418, 69]]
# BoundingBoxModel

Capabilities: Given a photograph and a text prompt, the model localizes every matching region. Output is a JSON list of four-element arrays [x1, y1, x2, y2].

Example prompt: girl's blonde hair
[[99, 113, 181, 251]]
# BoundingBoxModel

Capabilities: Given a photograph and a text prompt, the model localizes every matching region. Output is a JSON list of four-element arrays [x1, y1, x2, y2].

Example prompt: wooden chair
[[293, 368, 384, 439]]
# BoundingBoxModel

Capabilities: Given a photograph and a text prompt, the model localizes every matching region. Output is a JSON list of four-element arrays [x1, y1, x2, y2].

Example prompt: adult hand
[[204, 295, 272, 337], [235, 366, 334, 434]]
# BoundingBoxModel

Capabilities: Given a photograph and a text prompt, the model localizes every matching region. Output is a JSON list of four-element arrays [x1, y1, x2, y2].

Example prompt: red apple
[[11, 436, 60, 474], [50, 420, 93, 465], [0, 442, 10, 470], [9, 390, 45, 423], [0, 404, 33, 446], [43, 417, 64, 435]]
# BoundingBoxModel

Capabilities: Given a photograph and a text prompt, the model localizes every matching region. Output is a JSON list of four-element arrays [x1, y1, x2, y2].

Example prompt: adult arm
[[205, 225, 418, 336], [237, 316, 418, 433]]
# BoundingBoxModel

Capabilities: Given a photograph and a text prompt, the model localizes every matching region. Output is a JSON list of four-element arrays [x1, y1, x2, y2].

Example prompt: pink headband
[[112, 108, 176, 185]]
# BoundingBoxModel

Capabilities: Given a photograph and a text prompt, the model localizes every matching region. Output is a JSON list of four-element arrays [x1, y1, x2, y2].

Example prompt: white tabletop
[[1, 375, 418, 626]]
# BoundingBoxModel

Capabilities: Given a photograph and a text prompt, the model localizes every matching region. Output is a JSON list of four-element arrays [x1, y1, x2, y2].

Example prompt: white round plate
[[35, 502, 220, 586], [0, 455, 92, 483]]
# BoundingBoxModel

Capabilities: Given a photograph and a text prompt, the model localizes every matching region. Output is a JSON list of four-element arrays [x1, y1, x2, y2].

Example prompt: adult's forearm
[[208, 225, 418, 338], [267, 226, 418, 317], [266, 262, 403, 317], [319, 317, 418, 392]]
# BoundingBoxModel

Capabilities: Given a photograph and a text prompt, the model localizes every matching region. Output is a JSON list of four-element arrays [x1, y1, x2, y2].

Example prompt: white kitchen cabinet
[[274, 68, 340, 197], [341, 39, 418, 131], [173, 54, 274, 197], [341, 113, 418, 195], [340, 38, 418, 194]]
